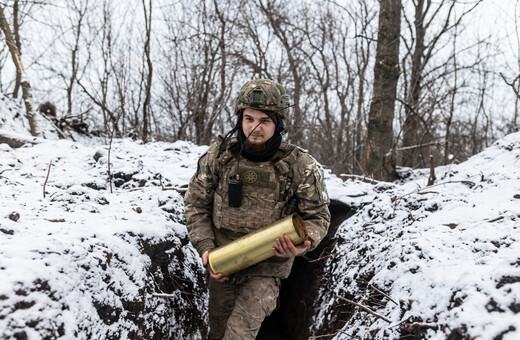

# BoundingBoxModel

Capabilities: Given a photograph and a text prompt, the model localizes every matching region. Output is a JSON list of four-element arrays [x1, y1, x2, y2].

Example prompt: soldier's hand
[[273, 235, 311, 258], [202, 251, 228, 282]]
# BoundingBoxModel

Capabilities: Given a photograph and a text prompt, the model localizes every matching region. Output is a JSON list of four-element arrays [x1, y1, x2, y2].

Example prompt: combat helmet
[[234, 79, 290, 119]]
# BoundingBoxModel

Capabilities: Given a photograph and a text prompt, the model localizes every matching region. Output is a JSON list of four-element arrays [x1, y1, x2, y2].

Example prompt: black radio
[[227, 175, 243, 207]]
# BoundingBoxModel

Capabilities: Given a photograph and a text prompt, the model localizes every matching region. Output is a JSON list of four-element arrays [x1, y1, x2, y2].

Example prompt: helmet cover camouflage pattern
[[234, 79, 290, 119]]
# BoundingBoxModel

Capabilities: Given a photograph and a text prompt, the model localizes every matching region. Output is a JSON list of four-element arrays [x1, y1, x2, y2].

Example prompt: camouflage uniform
[[184, 79, 330, 340], [208, 274, 280, 339]]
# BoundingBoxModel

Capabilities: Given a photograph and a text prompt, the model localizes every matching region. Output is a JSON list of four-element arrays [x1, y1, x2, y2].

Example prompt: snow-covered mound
[[0, 94, 61, 141], [0, 138, 209, 339], [312, 132, 520, 339], [0, 94, 33, 136]]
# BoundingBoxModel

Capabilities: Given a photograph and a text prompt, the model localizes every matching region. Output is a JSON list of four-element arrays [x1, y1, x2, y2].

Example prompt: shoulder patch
[[218, 150, 234, 165]]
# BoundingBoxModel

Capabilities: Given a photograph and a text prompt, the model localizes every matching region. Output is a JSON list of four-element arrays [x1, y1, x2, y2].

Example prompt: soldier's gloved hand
[[202, 251, 229, 282], [273, 235, 311, 258]]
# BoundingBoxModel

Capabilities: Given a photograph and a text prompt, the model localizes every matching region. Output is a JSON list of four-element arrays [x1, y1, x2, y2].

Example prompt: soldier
[[184, 79, 330, 339]]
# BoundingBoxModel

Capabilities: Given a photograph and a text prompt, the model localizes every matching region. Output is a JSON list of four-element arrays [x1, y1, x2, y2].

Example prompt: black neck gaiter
[[237, 128, 282, 162], [235, 111, 283, 162]]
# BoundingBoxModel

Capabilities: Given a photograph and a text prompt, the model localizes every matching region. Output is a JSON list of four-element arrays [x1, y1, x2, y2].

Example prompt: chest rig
[[212, 138, 296, 235]]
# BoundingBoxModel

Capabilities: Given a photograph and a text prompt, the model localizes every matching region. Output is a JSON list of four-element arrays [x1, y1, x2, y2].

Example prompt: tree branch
[[43, 160, 52, 198], [336, 295, 391, 323], [499, 72, 520, 99]]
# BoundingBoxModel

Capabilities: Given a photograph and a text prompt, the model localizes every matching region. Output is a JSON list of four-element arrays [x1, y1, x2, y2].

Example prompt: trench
[[257, 199, 355, 340]]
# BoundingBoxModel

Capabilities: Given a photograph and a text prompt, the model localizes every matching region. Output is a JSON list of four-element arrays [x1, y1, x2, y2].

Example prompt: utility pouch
[[228, 176, 242, 207]]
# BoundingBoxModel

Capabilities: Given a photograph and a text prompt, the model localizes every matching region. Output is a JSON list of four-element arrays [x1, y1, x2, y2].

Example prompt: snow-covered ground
[[1, 95, 209, 339], [313, 134, 520, 339], [1, 94, 520, 339]]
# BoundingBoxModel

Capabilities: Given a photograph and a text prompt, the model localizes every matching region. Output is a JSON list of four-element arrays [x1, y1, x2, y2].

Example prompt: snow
[[312, 133, 520, 339], [0, 95, 31, 135], [1, 96, 208, 339], [1, 94, 520, 339]]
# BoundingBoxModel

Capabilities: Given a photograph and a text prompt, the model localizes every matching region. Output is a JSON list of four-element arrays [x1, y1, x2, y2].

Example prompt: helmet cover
[[234, 79, 290, 119]]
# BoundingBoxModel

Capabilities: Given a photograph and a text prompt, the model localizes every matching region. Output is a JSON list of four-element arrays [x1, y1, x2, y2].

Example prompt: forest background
[[1, 0, 519, 176]]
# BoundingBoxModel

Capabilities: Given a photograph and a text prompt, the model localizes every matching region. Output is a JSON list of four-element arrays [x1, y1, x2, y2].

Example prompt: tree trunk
[[444, 18, 458, 164], [366, 0, 401, 181], [142, 0, 153, 142], [355, 36, 371, 174], [402, 0, 426, 167], [12, 0, 21, 99], [0, 5, 38, 136]]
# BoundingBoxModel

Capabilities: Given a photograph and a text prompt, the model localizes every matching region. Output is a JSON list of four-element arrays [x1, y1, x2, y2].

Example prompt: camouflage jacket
[[184, 136, 330, 278]]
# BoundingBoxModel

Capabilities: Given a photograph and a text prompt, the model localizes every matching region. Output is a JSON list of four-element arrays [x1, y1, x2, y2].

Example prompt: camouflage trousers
[[208, 275, 281, 340]]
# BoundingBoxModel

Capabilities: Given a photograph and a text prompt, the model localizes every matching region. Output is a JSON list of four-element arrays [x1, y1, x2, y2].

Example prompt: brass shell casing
[[208, 214, 308, 276]]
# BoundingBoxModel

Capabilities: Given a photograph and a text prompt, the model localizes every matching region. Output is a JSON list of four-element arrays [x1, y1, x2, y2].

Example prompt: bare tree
[[110, 43, 131, 137], [257, 0, 307, 145], [230, 4, 274, 80], [365, 0, 401, 181], [499, 0, 520, 131], [322, 0, 377, 175], [158, 0, 238, 144], [0, 0, 40, 98], [31, 0, 94, 120], [298, 7, 337, 163], [66, 0, 90, 116], [141, 0, 152, 142], [293, 1, 377, 175], [443, 18, 458, 165], [12, 0, 21, 98], [351, 1, 377, 175], [399, 0, 483, 167], [0, 45, 7, 93], [0, 4, 37, 136], [76, 1, 118, 135]]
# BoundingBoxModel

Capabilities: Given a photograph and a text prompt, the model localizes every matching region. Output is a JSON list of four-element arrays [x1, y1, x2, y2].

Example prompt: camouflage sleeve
[[184, 142, 220, 257], [293, 152, 331, 253]]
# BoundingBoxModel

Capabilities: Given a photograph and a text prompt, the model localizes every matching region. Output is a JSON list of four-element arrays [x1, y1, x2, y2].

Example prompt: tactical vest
[[212, 138, 296, 235]]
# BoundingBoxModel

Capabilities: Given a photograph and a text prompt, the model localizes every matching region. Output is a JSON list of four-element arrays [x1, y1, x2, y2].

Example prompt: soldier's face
[[242, 108, 276, 146]]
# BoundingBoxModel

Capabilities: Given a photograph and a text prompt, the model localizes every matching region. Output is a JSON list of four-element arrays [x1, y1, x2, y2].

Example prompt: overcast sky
[[476, 0, 519, 71]]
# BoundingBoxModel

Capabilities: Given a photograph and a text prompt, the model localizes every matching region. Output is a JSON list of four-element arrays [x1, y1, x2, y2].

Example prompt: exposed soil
[[257, 199, 354, 340]]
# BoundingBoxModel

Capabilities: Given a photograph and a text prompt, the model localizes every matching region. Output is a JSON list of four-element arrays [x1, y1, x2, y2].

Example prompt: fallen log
[[0, 129, 42, 148]]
